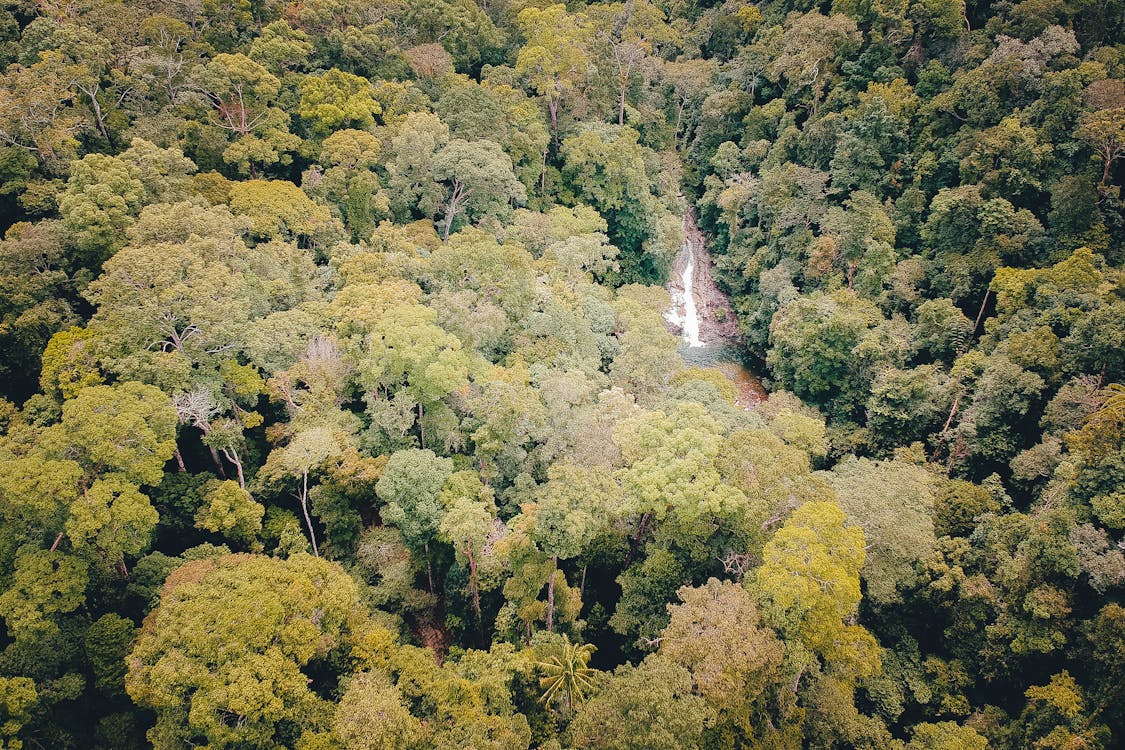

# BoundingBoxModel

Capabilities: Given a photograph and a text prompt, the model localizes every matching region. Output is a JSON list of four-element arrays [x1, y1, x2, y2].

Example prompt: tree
[[535, 635, 599, 716], [259, 427, 352, 557], [65, 474, 161, 565], [333, 671, 423, 750], [195, 479, 264, 547], [438, 470, 497, 623], [191, 53, 299, 175], [0, 50, 84, 172], [662, 59, 717, 149], [125, 553, 362, 750], [1077, 107, 1125, 189], [385, 111, 451, 221], [561, 124, 677, 281], [0, 548, 87, 639], [613, 403, 746, 561], [376, 449, 454, 590], [299, 68, 382, 136], [227, 179, 339, 244], [865, 366, 948, 450], [912, 299, 974, 364], [829, 458, 937, 605], [432, 139, 527, 239], [85, 613, 137, 698], [768, 12, 861, 117], [767, 289, 903, 418], [588, 1, 678, 126], [46, 381, 178, 487], [569, 655, 714, 750], [905, 722, 988, 750], [0, 220, 78, 399], [659, 578, 784, 714], [306, 128, 389, 240], [1017, 671, 1108, 749], [956, 355, 1046, 466], [820, 191, 896, 296], [515, 4, 593, 143], [84, 236, 257, 381], [57, 153, 145, 263], [756, 501, 880, 687]]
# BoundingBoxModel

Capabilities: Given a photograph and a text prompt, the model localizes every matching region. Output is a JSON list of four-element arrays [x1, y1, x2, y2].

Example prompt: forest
[[0, 0, 1122, 748]]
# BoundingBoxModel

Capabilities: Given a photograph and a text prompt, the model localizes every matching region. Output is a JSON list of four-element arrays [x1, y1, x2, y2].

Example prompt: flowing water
[[678, 243, 702, 347], [664, 209, 768, 408]]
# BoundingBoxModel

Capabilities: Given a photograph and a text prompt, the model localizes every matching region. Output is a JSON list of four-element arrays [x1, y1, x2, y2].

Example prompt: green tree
[[535, 635, 599, 716], [905, 721, 988, 750], [376, 449, 455, 590], [561, 124, 677, 281], [385, 111, 451, 221], [829, 458, 937, 605], [767, 289, 904, 418], [659, 578, 784, 715], [768, 12, 861, 117], [756, 501, 881, 686], [438, 470, 497, 623], [569, 655, 714, 750], [299, 68, 382, 136], [515, 4, 593, 143], [332, 671, 423, 750], [1077, 106, 1125, 189], [432, 139, 527, 239], [192, 53, 299, 176], [195, 479, 265, 547], [588, 0, 678, 126], [0, 547, 87, 639], [125, 553, 363, 750]]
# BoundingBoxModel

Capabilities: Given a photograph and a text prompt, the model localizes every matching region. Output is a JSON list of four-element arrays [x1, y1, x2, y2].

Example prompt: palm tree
[[536, 635, 599, 715]]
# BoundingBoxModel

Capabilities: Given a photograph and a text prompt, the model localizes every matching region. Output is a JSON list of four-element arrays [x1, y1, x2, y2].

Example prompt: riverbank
[[663, 208, 741, 345], [664, 208, 767, 408]]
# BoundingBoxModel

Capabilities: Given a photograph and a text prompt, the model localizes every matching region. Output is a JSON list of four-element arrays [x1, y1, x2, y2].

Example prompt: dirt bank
[[664, 208, 767, 409], [664, 208, 741, 345]]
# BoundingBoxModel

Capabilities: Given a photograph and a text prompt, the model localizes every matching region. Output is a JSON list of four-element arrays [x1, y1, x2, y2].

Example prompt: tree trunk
[[465, 540, 482, 623], [539, 143, 549, 196], [442, 201, 457, 241], [973, 288, 991, 335], [418, 402, 424, 448], [618, 83, 627, 126], [221, 447, 245, 489], [78, 82, 111, 144], [424, 540, 435, 594], [624, 512, 651, 566], [298, 471, 319, 557], [173, 447, 186, 472], [549, 95, 560, 147], [674, 99, 685, 150], [546, 556, 558, 632], [208, 445, 226, 478], [930, 390, 964, 462], [442, 182, 469, 240]]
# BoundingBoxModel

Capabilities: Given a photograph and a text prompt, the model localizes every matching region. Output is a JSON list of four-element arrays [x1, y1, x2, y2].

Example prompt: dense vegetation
[[0, 0, 1122, 748]]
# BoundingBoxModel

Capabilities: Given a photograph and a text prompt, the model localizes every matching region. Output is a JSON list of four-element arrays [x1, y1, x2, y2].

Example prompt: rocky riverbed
[[664, 208, 767, 408]]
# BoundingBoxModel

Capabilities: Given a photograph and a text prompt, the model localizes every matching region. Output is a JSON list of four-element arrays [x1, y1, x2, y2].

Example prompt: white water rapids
[[663, 209, 769, 407], [663, 214, 705, 347]]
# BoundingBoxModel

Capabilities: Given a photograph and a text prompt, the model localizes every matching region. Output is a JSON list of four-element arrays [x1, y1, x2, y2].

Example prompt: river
[[664, 208, 767, 409]]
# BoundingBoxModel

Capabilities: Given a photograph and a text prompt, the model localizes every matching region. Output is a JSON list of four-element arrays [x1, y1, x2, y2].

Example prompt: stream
[[664, 208, 767, 409]]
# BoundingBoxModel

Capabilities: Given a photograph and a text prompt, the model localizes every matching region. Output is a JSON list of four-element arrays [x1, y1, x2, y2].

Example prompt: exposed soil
[[664, 208, 742, 345], [665, 207, 768, 410]]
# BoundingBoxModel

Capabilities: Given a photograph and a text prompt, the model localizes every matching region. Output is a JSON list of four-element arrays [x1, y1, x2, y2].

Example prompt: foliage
[[0, 2, 1120, 749]]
